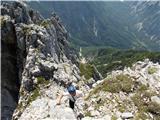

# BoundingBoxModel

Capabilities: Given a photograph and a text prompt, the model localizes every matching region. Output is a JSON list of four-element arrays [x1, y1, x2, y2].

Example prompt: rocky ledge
[[83, 59, 160, 120]]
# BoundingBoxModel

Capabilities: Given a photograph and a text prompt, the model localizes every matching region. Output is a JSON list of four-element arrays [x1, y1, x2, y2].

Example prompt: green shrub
[[131, 91, 151, 112], [28, 87, 40, 104], [147, 102, 160, 115], [135, 111, 148, 120], [102, 74, 133, 93], [37, 76, 49, 85], [137, 84, 148, 92], [118, 104, 126, 112], [131, 90, 159, 118], [27, 76, 50, 105], [102, 78, 121, 93], [111, 115, 117, 120], [85, 111, 91, 117], [148, 67, 157, 74], [85, 74, 134, 100], [116, 74, 134, 93], [133, 99, 147, 112]]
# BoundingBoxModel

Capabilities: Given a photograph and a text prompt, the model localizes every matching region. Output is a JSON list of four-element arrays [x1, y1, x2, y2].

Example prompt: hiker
[[56, 84, 84, 110], [56, 83, 84, 119]]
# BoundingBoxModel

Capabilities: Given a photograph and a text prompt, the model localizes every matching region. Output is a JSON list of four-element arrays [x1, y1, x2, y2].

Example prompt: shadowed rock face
[[1, 2, 29, 119], [1, 16, 20, 120], [1, 1, 43, 119]]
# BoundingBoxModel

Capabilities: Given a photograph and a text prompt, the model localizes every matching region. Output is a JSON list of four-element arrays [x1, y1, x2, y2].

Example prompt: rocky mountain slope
[[28, 1, 160, 51], [1, 1, 160, 120], [83, 59, 160, 120]]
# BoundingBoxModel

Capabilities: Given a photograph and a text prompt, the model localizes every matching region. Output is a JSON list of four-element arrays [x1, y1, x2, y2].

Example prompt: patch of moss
[[118, 104, 126, 112], [111, 115, 117, 120], [28, 87, 40, 104], [147, 102, 160, 116], [132, 92, 150, 112], [37, 76, 49, 85], [102, 78, 121, 93], [85, 74, 134, 100], [148, 67, 157, 74], [135, 111, 148, 120], [40, 20, 50, 28], [85, 111, 91, 117], [131, 90, 159, 119], [0, 16, 6, 27], [116, 74, 134, 93], [134, 102, 160, 120], [137, 84, 148, 92], [102, 74, 134, 93]]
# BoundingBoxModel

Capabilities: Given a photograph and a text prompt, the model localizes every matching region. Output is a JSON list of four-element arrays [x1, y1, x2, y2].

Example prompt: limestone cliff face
[[1, 1, 81, 120]]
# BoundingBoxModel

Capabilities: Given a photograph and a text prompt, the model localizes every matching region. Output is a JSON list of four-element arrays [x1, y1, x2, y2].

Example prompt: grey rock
[[23, 79, 34, 92], [39, 60, 56, 72], [39, 53, 46, 60], [31, 66, 41, 77], [121, 112, 134, 119], [151, 96, 160, 104], [91, 110, 100, 117], [102, 115, 111, 120], [19, 98, 77, 120], [1, 89, 17, 120]]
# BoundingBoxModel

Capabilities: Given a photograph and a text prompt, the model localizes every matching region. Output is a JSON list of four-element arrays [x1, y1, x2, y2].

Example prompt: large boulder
[[18, 98, 77, 120]]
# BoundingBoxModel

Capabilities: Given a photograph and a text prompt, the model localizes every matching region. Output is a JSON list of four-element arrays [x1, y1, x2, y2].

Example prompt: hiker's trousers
[[69, 99, 75, 109]]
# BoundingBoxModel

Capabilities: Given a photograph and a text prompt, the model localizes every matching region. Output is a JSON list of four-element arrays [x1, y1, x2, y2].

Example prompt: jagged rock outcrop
[[1, 1, 81, 120]]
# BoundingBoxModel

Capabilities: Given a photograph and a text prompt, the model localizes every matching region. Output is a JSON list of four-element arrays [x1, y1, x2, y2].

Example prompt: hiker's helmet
[[67, 85, 76, 94]]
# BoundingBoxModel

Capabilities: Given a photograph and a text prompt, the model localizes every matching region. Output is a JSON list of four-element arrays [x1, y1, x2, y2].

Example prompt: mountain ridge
[[28, 1, 160, 51]]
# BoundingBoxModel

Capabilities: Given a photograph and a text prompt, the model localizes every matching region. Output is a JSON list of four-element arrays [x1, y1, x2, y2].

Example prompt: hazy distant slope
[[28, 1, 160, 51]]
